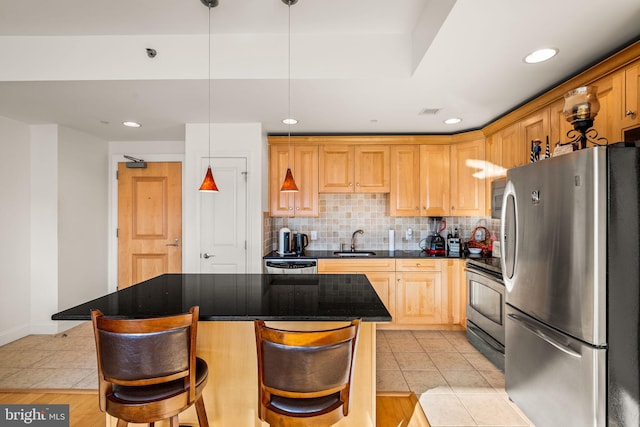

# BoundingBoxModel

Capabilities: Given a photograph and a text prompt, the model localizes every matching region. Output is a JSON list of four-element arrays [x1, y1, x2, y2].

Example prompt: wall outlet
[[406, 228, 413, 241], [310, 230, 317, 240]]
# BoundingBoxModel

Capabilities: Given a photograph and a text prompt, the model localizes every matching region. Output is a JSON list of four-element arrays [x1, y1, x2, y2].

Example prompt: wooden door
[[420, 145, 450, 216], [319, 145, 354, 192], [450, 138, 485, 216], [389, 145, 420, 216], [354, 145, 389, 192], [293, 145, 319, 217], [118, 162, 182, 289]]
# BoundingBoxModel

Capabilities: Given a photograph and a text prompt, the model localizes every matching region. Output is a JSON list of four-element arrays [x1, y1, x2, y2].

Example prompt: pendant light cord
[[287, 2, 292, 169], [208, 4, 212, 167]]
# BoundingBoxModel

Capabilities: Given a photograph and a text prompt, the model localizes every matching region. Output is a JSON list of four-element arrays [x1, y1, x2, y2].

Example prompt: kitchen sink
[[333, 251, 376, 257]]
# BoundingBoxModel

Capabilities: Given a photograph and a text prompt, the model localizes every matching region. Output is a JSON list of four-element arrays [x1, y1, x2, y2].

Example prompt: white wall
[[29, 125, 59, 334], [184, 123, 264, 273], [58, 126, 108, 312], [0, 116, 31, 345]]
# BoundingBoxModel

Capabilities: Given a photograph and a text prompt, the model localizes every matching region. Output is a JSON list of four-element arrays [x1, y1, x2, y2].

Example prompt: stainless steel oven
[[466, 258, 505, 371]]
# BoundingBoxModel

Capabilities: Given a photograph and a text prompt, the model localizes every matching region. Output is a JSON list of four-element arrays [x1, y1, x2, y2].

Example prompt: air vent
[[419, 108, 440, 115]]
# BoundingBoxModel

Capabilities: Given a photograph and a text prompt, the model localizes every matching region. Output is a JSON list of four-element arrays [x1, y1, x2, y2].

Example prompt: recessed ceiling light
[[524, 48, 558, 64], [444, 117, 462, 125], [122, 121, 141, 128], [282, 118, 298, 125]]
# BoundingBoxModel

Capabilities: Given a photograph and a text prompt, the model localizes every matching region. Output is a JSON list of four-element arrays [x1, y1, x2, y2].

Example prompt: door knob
[[166, 238, 179, 247], [202, 253, 214, 259]]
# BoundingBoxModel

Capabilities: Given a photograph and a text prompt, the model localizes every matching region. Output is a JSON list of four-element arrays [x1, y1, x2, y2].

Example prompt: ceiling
[[0, 0, 639, 141]]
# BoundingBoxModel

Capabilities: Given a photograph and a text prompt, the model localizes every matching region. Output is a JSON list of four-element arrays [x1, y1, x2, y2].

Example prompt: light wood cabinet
[[318, 258, 396, 327], [319, 144, 389, 193], [420, 145, 450, 216], [450, 138, 485, 216], [389, 145, 451, 217], [268, 144, 319, 217], [613, 62, 640, 139], [395, 259, 447, 325], [389, 145, 421, 216], [521, 109, 550, 158]]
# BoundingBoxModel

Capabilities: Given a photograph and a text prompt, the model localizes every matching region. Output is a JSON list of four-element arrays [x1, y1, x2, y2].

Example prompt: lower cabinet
[[318, 258, 466, 330], [395, 259, 446, 325], [318, 259, 396, 328]]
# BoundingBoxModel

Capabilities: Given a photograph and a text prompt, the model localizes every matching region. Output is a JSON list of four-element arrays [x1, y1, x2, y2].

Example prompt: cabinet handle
[[356, 182, 360, 186], [296, 207, 300, 210], [626, 110, 637, 119], [451, 206, 455, 210], [415, 207, 419, 210], [289, 207, 293, 210], [349, 182, 352, 187]]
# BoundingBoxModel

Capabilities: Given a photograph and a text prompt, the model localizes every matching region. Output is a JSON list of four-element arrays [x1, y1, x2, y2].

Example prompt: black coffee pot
[[293, 233, 309, 255]]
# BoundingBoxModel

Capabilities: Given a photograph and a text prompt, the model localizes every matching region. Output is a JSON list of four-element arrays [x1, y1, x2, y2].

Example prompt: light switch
[[311, 230, 317, 240]]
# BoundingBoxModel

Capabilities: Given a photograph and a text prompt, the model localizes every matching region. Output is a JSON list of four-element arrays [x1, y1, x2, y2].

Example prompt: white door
[[200, 157, 248, 273]]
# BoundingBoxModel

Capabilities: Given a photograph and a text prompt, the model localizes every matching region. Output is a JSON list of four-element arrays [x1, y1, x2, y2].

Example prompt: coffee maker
[[292, 233, 309, 256]]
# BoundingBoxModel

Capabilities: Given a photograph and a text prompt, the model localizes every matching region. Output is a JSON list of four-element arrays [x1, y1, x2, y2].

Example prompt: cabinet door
[[396, 271, 443, 324], [420, 145, 450, 216], [364, 271, 396, 323], [293, 145, 319, 217], [615, 63, 640, 134], [354, 145, 389, 193], [268, 145, 294, 216], [389, 145, 421, 216], [521, 109, 550, 159], [484, 135, 504, 216], [550, 98, 574, 150], [499, 123, 526, 170], [319, 145, 354, 192], [450, 138, 485, 216]]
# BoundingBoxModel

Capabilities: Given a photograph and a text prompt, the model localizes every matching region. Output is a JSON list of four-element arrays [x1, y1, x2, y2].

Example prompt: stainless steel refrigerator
[[500, 142, 640, 427]]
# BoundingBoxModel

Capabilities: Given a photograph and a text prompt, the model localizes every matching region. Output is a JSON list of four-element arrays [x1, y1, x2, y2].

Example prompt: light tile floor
[[0, 322, 97, 390], [377, 329, 535, 427], [0, 324, 535, 426]]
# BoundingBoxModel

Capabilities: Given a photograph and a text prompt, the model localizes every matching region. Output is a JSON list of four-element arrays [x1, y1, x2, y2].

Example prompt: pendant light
[[280, 0, 299, 192], [199, 0, 220, 192]]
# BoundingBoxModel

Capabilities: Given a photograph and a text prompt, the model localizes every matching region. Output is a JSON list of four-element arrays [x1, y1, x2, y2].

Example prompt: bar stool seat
[[91, 306, 209, 427], [254, 319, 360, 427]]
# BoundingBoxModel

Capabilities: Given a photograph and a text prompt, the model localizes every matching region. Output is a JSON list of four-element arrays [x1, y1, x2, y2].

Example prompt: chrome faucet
[[351, 229, 364, 252]]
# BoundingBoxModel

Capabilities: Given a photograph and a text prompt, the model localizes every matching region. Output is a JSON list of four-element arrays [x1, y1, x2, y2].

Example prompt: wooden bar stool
[[254, 319, 360, 427], [91, 306, 209, 427]]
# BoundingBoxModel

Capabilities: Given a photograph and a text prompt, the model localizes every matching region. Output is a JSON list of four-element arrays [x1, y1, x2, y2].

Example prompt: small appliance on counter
[[292, 233, 309, 256], [422, 217, 446, 256], [278, 227, 295, 255]]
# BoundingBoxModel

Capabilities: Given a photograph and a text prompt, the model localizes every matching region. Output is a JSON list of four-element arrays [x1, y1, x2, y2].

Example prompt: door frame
[[108, 153, 184, 293]]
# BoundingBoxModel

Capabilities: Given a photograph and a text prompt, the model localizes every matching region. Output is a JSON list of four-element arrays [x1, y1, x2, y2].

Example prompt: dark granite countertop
[[51, 273, 392, 323], [263, 250, 467, 260]]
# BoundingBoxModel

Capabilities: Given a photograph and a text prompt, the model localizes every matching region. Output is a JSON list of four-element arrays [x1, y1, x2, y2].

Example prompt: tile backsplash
[[266, 193, 500, 253]]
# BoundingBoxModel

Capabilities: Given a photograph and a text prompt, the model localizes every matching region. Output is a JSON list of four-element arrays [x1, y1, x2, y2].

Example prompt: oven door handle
[[507, 313, 581, 358]]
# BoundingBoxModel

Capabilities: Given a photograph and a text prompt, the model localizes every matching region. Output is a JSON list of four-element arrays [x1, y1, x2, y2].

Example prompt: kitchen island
[[52, 273, 391, 427]]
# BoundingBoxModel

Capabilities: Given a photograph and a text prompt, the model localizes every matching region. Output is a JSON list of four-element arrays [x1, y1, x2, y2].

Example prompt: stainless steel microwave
[[491, 178, 506, 219]]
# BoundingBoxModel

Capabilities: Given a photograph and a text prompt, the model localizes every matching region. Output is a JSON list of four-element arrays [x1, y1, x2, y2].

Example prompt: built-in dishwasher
[[264, 259, 318, 274]]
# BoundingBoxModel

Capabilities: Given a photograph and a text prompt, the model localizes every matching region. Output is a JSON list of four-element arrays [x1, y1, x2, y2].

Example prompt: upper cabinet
[[450, 137, 486, 216], [269, 144, 319, 217], [319, 144, 389, 193], [389, 145, 450, 217], [613, 62, 640, 138]]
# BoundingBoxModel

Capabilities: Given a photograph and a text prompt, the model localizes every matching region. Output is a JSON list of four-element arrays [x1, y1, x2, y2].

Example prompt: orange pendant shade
[[280, 167, 299, 192], [199, 166, 219, 192]]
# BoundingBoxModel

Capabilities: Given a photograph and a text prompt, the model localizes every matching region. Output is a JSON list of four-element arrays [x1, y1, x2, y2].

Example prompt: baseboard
[[0, 324, 30, 346]]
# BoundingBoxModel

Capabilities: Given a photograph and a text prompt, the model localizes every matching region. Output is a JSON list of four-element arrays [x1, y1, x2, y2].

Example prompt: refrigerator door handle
[[500, 180, 517, 291], [507, 313, 581, 358]]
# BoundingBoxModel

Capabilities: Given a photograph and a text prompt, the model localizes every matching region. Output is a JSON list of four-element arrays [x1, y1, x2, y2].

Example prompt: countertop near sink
[[263, 250, 477, 260]]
